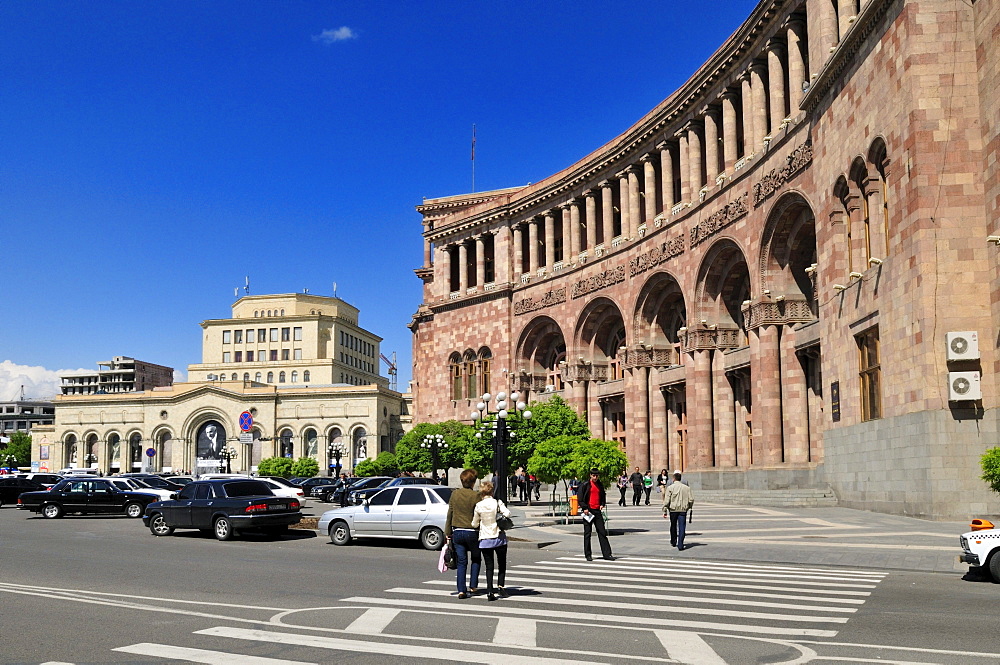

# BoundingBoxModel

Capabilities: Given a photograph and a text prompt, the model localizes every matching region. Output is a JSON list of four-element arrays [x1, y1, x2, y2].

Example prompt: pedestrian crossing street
[[86, 554, 890, 664]]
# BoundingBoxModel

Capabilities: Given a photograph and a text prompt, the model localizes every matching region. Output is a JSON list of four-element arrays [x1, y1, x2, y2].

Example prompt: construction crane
[[380, 352, 398, 391]]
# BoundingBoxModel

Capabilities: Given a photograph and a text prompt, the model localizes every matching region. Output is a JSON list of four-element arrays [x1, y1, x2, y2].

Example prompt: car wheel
[[41, 503, 63, 519], [989, 551, 1000, 584], [420, 526, 445, 551], [329, 521, 352, 545], [149, 513, 174, 536], [125, 502, 143, 518], [214, 516, 235, 541]]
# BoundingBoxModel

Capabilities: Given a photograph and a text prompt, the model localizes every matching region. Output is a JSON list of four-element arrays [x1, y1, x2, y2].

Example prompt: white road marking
[[691, 538, 957, 551], [344, 607, 399, 634], [556, 556, 886, 578], [547, 559, 883, 584], [196, 626, 600, 664], [530, 562, 879, 588], [114, 643, 313, 664], [493, 617, 537, 647], [655, 630, 729, 665], [340, 595, 839, 637]]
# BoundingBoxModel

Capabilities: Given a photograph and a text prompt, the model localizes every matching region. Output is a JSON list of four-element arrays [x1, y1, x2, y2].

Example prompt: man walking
[[628, 467, 644, 506], [576, 468, 614, 561], [662, 471, 694, 550]]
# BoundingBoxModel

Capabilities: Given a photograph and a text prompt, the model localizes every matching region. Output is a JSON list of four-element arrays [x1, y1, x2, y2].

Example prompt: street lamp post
[[219, 447, 238, 474], [471, 391, 532, 505], [421, 433, 448, 483], [328, 442, 345, 477]]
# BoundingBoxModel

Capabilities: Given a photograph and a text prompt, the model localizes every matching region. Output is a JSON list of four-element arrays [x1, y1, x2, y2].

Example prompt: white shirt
[[471, 496, 511, 540]]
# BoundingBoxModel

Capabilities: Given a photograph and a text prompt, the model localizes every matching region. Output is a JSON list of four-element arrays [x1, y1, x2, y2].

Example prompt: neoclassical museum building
[[410, 0, 1000, 519], [31, 294, 409, 475]]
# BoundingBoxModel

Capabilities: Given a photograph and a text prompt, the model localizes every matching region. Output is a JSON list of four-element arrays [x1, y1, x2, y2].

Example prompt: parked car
[[106, 477, 174, 501], [327, 476, 391, 506], [297, 477, 339, 496], [118, 474, 183, 492], [142, 479, 302, 541], [318, 485, 453, 550], [314, 477, 358, 503], [14, 473, 62, 488], [57, 468, 101, 476], [0, 477, 44, 507], [162, 476, 195, 486], [256, 478, 305, 501], [257, 476, 301, 488], [348, 476, 440, 505], [17, 477, 159, 518]]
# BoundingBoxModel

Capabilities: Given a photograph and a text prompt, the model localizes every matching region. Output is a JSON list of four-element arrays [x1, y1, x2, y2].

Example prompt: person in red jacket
[[575, 468, 615, 561]]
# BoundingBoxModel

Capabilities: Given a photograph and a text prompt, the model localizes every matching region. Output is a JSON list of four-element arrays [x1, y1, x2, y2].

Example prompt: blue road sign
[[239, 411, 253, 432], [145, 448, 156, 458]]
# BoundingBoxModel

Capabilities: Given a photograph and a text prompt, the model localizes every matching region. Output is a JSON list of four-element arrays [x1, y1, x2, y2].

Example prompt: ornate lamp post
[[471, 391, 532, 505], [421, 433, 448, 483], [219, 446, 238, 474], [328, 442, 345, 477]]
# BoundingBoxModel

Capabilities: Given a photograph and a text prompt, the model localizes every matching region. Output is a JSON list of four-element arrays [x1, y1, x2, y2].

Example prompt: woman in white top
[[471, 480, 512, 601]]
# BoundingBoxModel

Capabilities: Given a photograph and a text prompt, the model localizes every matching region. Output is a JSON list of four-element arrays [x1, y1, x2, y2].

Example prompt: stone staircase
[[696, 486, 838, 508]]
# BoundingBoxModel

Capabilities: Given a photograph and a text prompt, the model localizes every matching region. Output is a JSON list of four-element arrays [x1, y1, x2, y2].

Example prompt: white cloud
[[173, 369, 187, 383], [313, 26, 357, 44], [0, 360, 88, 402]]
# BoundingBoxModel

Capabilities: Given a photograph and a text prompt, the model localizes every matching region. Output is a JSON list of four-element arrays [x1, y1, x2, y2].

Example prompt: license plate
[[268, 503, 287, 511]]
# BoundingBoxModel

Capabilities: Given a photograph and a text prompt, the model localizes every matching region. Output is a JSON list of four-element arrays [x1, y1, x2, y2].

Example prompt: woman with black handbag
[[471, 480, 512, 601]]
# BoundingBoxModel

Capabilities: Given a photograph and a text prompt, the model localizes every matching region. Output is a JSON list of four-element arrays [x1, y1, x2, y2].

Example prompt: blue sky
[[1, 0, 756, 400]]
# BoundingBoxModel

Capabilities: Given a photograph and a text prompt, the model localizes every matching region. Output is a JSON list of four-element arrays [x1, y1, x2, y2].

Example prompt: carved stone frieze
[[690, 193, 749, 247], [752, 141, 813, 206], [571, 265, 626, 299], [513, 288, 567, 316], [680, 327, 742, 352], [629, 236, 686, 278], [744, 298, 816, 329]]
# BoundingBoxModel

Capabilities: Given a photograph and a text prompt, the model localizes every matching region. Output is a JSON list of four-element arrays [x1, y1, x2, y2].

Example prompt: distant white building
[[0, 400, 55, 437], [60, 356, 174, 395]]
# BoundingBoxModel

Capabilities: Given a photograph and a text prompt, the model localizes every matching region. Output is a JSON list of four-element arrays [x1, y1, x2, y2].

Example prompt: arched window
[[279, 429, 293, 458], [129, 433, 143, 466], [869, 138, 890, 258], [267, 371, 274, 383], [254, 310, 258, 317], [479, 348, 492, 396], [279, 371, 286, 383], [280, 309, 285, 316], [449, 354, 463, 400], [231, 373, 237, 381], [464, 351, 477, 399], [65, 434, 78, 465], [107, 433, 121, 469], [353, 427, 368, 461], [291, 371, 298, 383], [609, 328, 626, 381], [255, 372, 262, 382], [219, 374, 226, 381], [304, 428, 317, 456], [244, 373, 250, 381], [303, 370, 310, 383]]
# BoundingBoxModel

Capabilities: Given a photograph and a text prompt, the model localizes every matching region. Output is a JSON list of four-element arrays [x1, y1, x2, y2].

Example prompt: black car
[[348, 476, 440, 505], [298, 477, 340, 496], [0, 477, 43, 507], [17, 477, 159, 518], [143, 479, 302, 541], [314, 477, 356, 503], [325, 476, 391, 506], [118, 474, 182, 491]]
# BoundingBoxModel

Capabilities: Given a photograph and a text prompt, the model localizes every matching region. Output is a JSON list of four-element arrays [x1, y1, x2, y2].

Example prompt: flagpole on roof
[[471, 124, 476, 193]]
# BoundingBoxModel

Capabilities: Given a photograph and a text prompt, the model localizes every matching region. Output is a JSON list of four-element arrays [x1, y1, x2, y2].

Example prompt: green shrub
[[257, 457, 294, 478], [291, 457, 319, 478], [981, 447, 1000, 494], [354, 457, 379, 476]]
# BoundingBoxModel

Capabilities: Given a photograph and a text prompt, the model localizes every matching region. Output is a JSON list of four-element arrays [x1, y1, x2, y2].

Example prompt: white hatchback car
[[107, 478, 174, 501], [317, 485, 453, 550]]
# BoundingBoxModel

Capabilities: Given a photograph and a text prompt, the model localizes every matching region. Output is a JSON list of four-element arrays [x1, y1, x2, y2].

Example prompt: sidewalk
[[502, 497, 970, 575]]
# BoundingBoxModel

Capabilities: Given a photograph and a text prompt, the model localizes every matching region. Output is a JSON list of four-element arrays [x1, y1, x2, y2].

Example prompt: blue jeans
[[452, 529, 481, 593], [669, 511, 688, 549]]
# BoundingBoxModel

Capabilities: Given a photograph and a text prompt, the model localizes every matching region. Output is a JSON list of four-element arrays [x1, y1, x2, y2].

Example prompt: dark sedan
[[0, 477, 43, 507], [143, 479, 302, 541], [348, 476, 440, 505], [17, 477, 159, 518], [325, 476, 391, 506]]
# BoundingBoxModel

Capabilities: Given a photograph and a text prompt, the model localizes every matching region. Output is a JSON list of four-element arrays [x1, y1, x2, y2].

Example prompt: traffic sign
[[239, 411, 253, 432], [239, 432, 253, 445], [145, 448, 156, 458]]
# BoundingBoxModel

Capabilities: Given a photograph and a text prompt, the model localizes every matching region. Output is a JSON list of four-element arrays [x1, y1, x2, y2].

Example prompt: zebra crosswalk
[[93, 554, 888, 664]]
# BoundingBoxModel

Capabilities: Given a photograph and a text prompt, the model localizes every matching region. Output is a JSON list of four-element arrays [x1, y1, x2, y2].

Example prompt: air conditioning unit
[[948, 372, 981, 401], [946, 331, 979, 361]]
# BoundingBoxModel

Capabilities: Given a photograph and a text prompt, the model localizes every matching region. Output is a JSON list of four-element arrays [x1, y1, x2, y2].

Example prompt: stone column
[[750, 324, 782, 465], [687, 122, 703, 194], [626, 367, 650, 471], [569, 199, 582, 258], [657, 142, 675, 212], [650, 385, 668, 472], [588, 386, 603, 439], [618, 174, 631, 239], [685, 349, 714, 470], [458, 241, 468, 292], [712, 349, 736, 467], [787, 19, 807, 113], [570, 378, 587, 431], [721, 90, 738, 172], [442, 244, 453, 297], [677, 130, 690, 203], [817, 0, 839, 56], [512, 224, 523, 279], [475, 234, 486, 288], [544, 210, 556, 269], [642, 154, 658, 224], [560, 205, 572, 263], [494, 227, 509, 285], [781, 325, 808, 464], [422, 223, 432, 268], [740, 72, 756, 156], [528, 220, 539, 273], [750, 61, 769, 147], [838, 0, 856, 41], [627, 166, 641, 236], [585, 190, 598, 251], [704, 110, 720, 184], [600, 180, 614, 247], [767, 41, 787, 131]]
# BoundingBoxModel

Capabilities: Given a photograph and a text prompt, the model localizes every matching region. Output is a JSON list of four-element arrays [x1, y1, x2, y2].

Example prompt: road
[[3, 502, 1000, 664]]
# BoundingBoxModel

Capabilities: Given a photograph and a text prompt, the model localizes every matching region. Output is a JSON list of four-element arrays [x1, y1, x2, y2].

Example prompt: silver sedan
[[317, 485, 453, 550]]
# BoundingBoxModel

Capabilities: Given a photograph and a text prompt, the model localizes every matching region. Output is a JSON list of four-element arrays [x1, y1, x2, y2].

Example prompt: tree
[[291, 456, 320, 478], [510, 395, 590, 472], [2, 431, 31, 467], [566, 439, 629, 488], [257, 457, 293, 478], [355, 451, 399, 477], [527, 434, 586, 500], [981, 447, 1000, 494], [394, 421, 470, 474]]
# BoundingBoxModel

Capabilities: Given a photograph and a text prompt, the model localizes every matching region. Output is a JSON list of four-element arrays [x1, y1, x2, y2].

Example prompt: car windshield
[[220, 480, 273, 497], [430, 487, 454, 502], [131, 479, 154, 488], [265, 477, 297, 488]]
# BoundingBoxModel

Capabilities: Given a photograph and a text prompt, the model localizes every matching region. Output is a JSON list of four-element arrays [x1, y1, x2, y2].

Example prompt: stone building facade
[[32, 294, 409, 475], [410, 0, 1000, 519]]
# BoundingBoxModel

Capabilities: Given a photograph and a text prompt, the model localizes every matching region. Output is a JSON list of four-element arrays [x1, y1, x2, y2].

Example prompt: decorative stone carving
[[690, 193, 749, 247], [629, 236, 686, 277], [752, 140, 813, 206], [513, 287, 567, 316], [744, 298, 816, 329], [571, 265, 627, 299]]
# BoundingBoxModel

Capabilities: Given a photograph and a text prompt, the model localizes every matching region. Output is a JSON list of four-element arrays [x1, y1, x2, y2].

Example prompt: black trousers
[[644, 487, 652, 504], [481, 544, 508, 591], [582, 509, 613, 559], [632, 486, 643, 505], [618, 486, 627, 506]]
